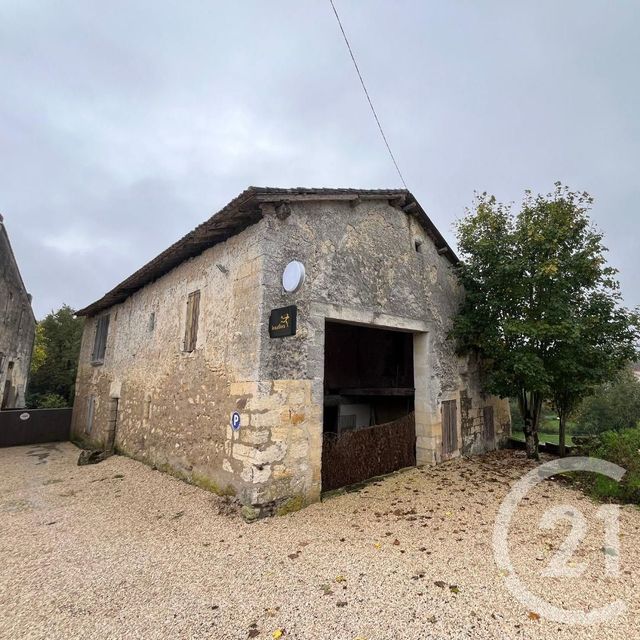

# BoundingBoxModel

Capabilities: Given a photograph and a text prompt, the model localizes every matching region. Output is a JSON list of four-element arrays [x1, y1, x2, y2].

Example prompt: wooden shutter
[[91, 322, 99, 361], [99, 315, 109, 360], [91, 315, 110, 363], [184, 290, 200, 352], [483, 406, 495, 447], [442, 400, 458, 455]]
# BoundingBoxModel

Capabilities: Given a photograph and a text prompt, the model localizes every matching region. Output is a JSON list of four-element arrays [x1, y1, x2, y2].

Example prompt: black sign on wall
[[269, 305, 297, 338]]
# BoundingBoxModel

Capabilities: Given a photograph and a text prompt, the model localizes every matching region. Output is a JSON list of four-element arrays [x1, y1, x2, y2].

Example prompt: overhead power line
[[328, 0, 408, 190]]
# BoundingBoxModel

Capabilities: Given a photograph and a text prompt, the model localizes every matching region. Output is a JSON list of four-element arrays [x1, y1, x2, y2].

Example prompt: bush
[[577, 428, 640, 504], [574, 368, 640, 435], [28, 393, 69, 409]]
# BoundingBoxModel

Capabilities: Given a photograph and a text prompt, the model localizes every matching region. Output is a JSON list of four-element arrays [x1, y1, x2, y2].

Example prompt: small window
[[86, 396, 96, 434], [91, 315, 110, 364], [183, 290, 200, 352], [0, 352, 4, 373], [148, 312, 156, 332], [414, 238, 424, 254]]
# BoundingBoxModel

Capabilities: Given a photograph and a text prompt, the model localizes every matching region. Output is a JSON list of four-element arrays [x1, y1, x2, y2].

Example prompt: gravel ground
[[0, 442, 638, 640]]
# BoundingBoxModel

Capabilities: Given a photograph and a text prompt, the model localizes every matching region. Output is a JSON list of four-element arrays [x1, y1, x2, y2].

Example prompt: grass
[[511, 429, 574, 446], [574, 428, 640, 504], [509, 399, 577, 446]]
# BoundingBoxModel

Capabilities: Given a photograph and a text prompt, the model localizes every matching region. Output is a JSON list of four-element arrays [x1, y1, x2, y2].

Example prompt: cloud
[[0, 0, 638, 318]]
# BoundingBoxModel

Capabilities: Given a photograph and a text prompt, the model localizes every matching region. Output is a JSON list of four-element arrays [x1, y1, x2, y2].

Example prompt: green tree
[[27, 305, 84, 408], [453, 184, 638, 459], [35, 393, 69, 409], [549, 290, 638, 454], [574, 368, 640, 434], [30, 323, 47, 374]]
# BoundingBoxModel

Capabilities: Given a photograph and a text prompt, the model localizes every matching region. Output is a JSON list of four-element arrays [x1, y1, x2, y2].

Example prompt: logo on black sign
[[269, 305, 297, 338]]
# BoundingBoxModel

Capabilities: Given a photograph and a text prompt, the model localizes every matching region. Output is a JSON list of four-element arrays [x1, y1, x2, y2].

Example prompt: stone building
[[72, 187, 510, 518], [0, 214, 36, 409]]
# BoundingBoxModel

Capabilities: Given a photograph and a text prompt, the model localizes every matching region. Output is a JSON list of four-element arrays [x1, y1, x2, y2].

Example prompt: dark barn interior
[[321, 321, 416, 491]]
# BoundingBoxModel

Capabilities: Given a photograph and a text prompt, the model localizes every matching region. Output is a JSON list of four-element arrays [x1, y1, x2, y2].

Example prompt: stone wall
[[72, 196, 511, 518], [245, 198, 511, 507], [72, 221, 266, 499], [228, 378, 320, 518], [458, 358, 512, 456], [0, 218, 35, 409]]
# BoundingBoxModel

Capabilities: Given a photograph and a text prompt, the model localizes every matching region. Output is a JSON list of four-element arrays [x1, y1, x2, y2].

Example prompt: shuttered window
[[183, 290, 200, 352], [91, 315, 110, 364], [442, 399, 458, 455]]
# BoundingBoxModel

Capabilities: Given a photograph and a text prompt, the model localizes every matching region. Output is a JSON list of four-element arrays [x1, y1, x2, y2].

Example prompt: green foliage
[[29, 392, 68, 409], [30, 324, 47, 374], [453, 184, 639, 458], [509, 400, 576, 435], [578, 428, 640, 504], [27, 305, 84, 408], [574, 368, 640, 434]]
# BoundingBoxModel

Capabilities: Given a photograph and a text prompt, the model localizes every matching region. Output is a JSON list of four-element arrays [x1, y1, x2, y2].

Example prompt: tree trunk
[[558, 412, 566, 457], [518, 390, 542, 460], [523, 417, 536, 459]]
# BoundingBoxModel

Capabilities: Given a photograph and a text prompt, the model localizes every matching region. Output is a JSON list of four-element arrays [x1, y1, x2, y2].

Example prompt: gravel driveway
[[1, 442, 638, 640]]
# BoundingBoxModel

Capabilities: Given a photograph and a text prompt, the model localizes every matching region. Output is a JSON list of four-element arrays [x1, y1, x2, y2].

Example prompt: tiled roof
[[76, 187, 457, 317]]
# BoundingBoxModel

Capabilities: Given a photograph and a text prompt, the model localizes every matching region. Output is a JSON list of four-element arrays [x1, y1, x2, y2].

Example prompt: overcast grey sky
[[1, 0, 638, 319]]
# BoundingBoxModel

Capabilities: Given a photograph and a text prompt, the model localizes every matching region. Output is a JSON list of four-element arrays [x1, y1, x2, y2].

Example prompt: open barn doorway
[[321, 321, 416, 492]]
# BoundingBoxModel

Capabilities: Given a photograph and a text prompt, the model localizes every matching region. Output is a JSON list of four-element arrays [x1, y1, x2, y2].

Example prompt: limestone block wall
[[0, 220, 35, 409], [227, 378, 321, 515], [72, 222, 265, 498], [249, 198, 510, 506], [458, 359, 512, 456]]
